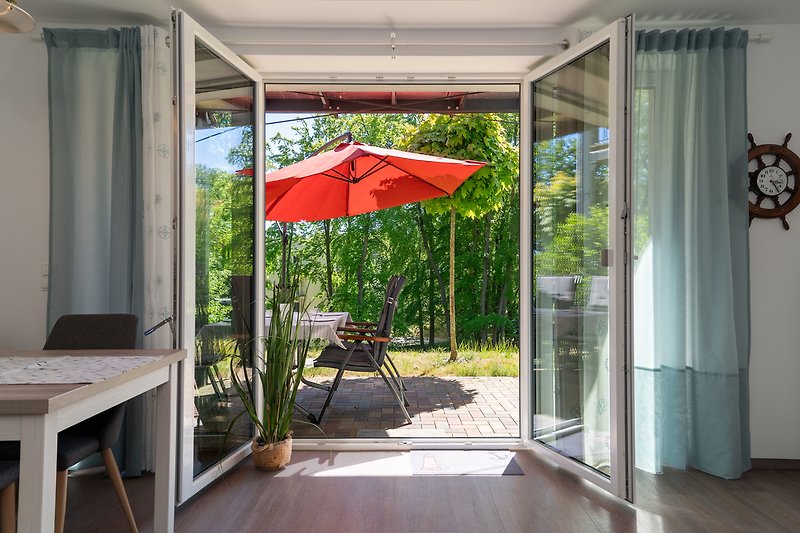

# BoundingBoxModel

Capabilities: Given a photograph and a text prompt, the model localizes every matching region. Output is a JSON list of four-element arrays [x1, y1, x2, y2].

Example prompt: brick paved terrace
[[290, 376, 520, 439]]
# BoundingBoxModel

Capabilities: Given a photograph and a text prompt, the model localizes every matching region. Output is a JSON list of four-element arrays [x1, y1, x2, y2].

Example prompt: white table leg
[[154, 363, 178, 532], [18, 413, 58, 533]]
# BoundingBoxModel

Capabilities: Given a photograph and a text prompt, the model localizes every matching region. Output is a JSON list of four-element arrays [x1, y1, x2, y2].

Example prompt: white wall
[[0, 21, 797, 458], [746, 24, 800, 460], [0, 32, 50, 350]]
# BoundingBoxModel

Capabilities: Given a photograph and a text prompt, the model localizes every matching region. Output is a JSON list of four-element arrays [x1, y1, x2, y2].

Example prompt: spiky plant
[[227, 280, 312, 445]]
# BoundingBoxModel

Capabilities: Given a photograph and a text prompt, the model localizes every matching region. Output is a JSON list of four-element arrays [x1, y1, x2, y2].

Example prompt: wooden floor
[[62, 451, 800, 533]]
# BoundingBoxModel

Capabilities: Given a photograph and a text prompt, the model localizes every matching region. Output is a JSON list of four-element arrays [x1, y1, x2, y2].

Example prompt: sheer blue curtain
[[633, 28, 751, 479], [44, 27, 143, 332], [44, 27, 145, 474]]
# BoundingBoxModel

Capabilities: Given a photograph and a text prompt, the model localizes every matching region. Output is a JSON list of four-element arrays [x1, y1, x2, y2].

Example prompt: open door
[[174, 9, 265, 502], [520, 17, 634, 500]]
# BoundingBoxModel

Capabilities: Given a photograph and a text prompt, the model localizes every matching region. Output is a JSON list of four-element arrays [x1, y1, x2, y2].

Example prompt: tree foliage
[[202, 112, 523, 351]]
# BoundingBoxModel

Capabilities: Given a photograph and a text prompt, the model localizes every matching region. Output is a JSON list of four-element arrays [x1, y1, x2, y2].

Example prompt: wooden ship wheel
[[748, 132, 800, 230]]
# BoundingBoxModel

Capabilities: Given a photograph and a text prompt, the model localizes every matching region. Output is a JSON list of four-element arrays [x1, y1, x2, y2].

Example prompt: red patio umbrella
[[250, 141, 486, 222]]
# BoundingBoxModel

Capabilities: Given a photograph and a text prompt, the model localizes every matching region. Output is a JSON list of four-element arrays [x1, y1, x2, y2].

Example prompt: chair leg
[[313, 364, 349, 424], [383, 356, 409, 406], [374, 365, 412, 422], [209, 363, 228, 400], [385, 354, 407, 391], [299, 343, 360, 424], [54, 470, 68, 533], [0, 482, 15, 533], [101, 448, 138, 533]]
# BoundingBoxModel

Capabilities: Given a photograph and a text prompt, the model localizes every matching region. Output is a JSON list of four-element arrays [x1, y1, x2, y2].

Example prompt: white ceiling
[[24, 0, 800, 79]]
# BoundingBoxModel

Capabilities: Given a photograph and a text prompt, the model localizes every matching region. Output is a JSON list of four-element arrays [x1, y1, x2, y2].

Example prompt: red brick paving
[[291, 376, 519, 438]]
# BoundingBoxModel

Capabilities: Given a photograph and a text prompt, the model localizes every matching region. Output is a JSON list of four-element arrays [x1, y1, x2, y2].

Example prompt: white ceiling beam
[[206, 26, 569, 57]]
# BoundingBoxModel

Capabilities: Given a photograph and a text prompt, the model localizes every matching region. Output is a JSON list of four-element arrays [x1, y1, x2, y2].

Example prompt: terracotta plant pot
[[251, 433, 292, 470]]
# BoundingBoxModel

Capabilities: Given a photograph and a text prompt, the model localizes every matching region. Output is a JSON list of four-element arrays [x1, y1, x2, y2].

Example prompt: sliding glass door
[[520, 18, 633, 500], [175, 9, 265, 501]]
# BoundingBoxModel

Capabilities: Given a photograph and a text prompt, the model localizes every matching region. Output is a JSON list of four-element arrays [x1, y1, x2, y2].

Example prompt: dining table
[[198, 311, 352, 350], [266, 310, 352, 349], [0, 348, 185, 532]]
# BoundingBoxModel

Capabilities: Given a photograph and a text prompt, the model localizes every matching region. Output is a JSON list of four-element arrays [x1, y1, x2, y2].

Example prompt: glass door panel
[[522, 18, 632, 500], [191, 40, 255, 477], [176, 9, 265, 501], [532, 41, 612, 474]]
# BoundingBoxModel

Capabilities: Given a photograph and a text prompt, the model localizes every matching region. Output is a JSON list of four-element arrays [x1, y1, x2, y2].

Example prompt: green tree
[[402, 114, 518, 360]]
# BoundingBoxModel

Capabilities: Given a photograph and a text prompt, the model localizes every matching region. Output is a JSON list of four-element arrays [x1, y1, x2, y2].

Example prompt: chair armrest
[[337, 334, 391, 342], [338, 325, 377, 334]]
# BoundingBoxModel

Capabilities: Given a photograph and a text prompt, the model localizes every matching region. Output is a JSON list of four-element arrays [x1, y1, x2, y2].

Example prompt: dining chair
[[0, 460, 18, 533], [298, 276, 410, 424], [0, 313, 139, 533]]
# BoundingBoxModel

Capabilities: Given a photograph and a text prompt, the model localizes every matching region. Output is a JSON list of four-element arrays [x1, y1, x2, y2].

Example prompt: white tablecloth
[[197, 311, 352, 350], [266, 311, 351, 348]]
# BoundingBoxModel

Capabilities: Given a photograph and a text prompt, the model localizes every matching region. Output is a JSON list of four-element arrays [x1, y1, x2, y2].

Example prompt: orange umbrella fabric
[[256, 142, 485, 222]]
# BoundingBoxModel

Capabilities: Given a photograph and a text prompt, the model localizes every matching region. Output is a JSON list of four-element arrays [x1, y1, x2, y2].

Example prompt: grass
[[303, 340, 519, 379]]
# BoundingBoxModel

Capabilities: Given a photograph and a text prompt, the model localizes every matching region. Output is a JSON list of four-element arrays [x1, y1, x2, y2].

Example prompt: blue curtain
[[44, 27, 145, 475], [45, 27, 143, 332], [633, 28, 751, 479]]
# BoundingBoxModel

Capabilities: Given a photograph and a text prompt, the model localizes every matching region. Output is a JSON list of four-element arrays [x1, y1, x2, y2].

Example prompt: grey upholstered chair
[[0, 314, 139, 533], [0, 460, 18, 533]]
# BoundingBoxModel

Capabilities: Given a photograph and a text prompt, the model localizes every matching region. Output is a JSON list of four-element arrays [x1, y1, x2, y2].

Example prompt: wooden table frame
[[0, 349, 185, 533]]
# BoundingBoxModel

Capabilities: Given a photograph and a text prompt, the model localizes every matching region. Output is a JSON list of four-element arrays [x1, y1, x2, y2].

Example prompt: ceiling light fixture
[[0, 0, 35, 33]]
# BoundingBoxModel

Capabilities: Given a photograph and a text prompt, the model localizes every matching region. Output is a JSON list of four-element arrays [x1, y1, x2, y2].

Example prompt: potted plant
[[226, 280, 312, 470]]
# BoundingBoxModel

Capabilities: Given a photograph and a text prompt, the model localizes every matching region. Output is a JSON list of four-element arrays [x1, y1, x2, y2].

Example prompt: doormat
[[410, 450, 523, 476]]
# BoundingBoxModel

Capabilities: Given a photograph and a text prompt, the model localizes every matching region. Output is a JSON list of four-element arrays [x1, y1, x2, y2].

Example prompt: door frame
[[519, 17, 634, 501], [174, 8, 265, 503], [172, 13, 633, 503]]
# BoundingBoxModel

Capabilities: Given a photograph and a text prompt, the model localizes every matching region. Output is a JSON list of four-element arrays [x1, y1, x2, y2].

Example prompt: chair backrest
[[536, 275, 579, 309], [373, 275, 405, 365], [44, 314, 139, 449], [44, 314, 139, 350], [587, 276, 609, 309]]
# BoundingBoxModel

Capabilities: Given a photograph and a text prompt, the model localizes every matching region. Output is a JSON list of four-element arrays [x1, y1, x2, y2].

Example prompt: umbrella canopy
[[257, 141, 486, 222]]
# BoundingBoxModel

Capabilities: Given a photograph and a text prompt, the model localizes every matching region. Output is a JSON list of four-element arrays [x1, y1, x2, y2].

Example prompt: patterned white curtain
[[140, 25, 174, 472]]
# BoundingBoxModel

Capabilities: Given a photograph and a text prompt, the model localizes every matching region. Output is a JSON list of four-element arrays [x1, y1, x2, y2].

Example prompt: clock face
[[756, 165, 788, 196]]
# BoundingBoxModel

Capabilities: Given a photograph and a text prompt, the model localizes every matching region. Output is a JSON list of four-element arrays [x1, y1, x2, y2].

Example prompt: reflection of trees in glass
[[533, 135, 609, 306], [196, 161, 253, 326], [534, 137, 576, 183]]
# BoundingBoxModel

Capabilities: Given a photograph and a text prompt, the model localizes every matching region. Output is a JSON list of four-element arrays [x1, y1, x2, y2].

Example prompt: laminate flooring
[[61, 451, 800, 532]]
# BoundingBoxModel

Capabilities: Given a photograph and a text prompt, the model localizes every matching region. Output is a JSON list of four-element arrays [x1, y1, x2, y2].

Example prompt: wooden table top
[[0, 349, 185, 415]]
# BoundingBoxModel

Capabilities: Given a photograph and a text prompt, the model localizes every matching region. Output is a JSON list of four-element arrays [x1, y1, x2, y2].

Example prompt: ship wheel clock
[[748, 132, 800, 230]]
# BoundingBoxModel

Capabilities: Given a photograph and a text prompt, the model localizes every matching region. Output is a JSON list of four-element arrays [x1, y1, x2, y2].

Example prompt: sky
[[195, 113, 304, 173]]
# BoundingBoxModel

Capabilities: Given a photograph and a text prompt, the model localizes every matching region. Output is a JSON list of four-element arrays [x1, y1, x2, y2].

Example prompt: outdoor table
[[266, 311, 352, 349], [0, 349, 185, 532]]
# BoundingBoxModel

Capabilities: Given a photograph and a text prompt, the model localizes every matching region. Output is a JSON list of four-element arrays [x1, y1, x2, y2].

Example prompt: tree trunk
[[428, 270, 435, 348], [356, 215, 371, 311], [479, 211, 492, 346], [496, 280, 508, 344], [417, 249, 425, 347], [415, 205, 449, 343], [449, 206, 458, 362], [323, 220, 333, 300]]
